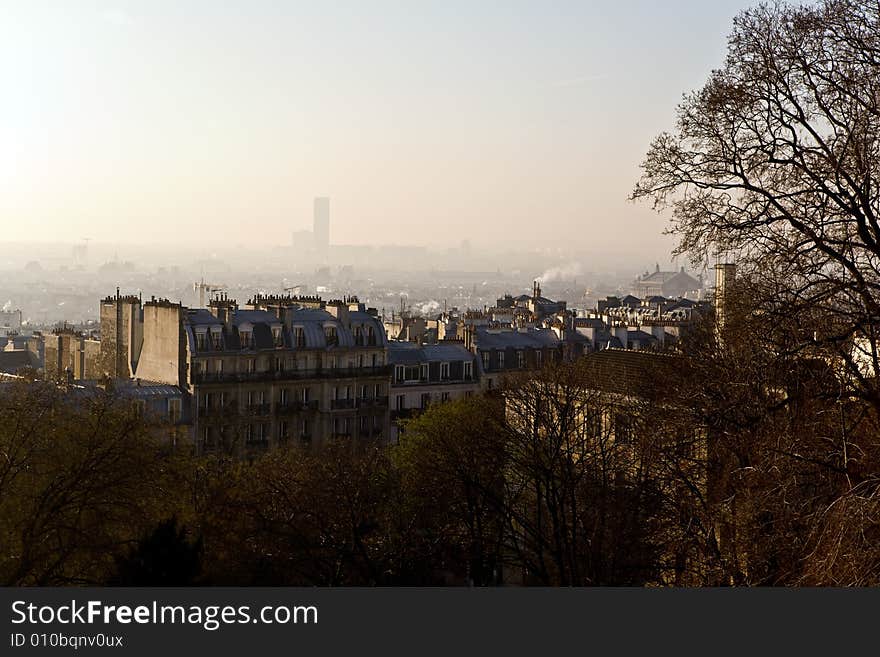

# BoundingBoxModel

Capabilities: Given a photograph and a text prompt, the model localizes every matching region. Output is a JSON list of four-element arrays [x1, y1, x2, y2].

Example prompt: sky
[[0, 1, 765, 257]]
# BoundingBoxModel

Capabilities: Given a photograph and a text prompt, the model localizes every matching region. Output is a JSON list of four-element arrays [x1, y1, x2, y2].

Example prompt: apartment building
[[134, 294, 391, 454], [388, 341, 480, 442]]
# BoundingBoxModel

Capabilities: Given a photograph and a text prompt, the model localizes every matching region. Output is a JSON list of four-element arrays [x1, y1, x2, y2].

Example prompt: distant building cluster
[[0, 262, 715, 453]]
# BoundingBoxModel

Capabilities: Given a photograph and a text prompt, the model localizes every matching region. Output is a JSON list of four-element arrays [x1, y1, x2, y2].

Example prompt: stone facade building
[[388, 341, 480, 442], [133, 294, 391, 454]]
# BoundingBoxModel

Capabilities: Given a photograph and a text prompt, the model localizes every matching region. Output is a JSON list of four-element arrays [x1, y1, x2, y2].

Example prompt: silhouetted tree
[[633, 0, 880, 411], [108, 517, 203, 586]]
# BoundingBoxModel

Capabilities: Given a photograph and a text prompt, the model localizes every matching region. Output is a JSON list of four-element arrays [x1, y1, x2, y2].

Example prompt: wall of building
[[135, 302, 185, 385]]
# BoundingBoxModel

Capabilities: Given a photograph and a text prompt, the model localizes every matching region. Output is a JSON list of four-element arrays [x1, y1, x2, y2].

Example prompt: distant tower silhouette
[[313, 197, 330, 253]]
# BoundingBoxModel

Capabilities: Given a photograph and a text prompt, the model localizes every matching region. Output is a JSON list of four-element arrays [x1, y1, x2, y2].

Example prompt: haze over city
[[4, 0, 880, 614], [3, 1, 760, 257]]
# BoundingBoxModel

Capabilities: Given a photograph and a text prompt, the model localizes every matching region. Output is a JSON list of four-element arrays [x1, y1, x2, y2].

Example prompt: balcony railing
[[246, 403, 272, 416], [198, 402, 239, 418], [277, 400, 320, 414], [356, 396, 389, 408], [193, 365, 392, 385]]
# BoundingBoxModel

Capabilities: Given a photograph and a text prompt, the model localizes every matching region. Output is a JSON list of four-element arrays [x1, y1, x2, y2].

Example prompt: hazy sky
[[1, 1, 763, 255]]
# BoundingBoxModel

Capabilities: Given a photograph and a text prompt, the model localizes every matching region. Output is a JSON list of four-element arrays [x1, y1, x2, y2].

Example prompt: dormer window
[[324, 326, 338, 346], [210, 330, 223, 350], [239, 330, 252, 349], [463, 361, 473, 380], [196, 333, 206, 351], [272, 326, 283, 347], [440, 362, 450, 380], [294, 327, 306, 347]]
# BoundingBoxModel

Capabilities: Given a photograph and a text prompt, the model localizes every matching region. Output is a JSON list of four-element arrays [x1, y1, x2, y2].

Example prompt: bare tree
[[633, 0, 880, 409]]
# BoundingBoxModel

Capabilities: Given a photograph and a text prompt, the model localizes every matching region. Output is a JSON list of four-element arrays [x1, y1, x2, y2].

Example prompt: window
[[279, 421, 289, 441], [275, 357, 284, 372], [441, 392, 450, 402], [536, 351, 542, 368], [374, 383, 382, 397], [395, 365, 405, 383], [247, 390, 255, 406], [301, 387, 310, 403], [614, 413, 634, 445], [497, 351, 505, 369], [280, 388, 289, 405], [196, 333, 206, 351], [358, 354, 364, 368], [211, 330, 223, 350], [214, 359, 223, 374], [272, 327, 283, 347], [301, 418, 309, 437], [420, 363, 429, 381], [581, 408, 603, 439], [324, 326, 338, 346], [440, 362, 450, 380], [294, 327, 306, 347], [396, 394, 405, 410], [367, 326, 376, 346], [464, 361, 473, 380], [359, 416, 368, 432], [517, 350, 525, 368], [169, 399, 181, 423], [203, 392, 213, 409], [420, 393, 431, 409], [360, 384, 368, 399], [239, 330, 252, 348], [482, 352, 490, 370], [246, 358, 256, 373]]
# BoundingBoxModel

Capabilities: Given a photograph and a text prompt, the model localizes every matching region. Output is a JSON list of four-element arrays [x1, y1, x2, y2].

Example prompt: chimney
[[714, 262, 736, 339]]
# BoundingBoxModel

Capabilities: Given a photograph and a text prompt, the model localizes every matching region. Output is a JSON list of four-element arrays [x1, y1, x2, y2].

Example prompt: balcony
[[331, 398, 356, 410], [198, 402, 239, 418], [356, 396, 389, 409], [246, 403, 272, 416], [192, 365, 392, 385], [276, 400, 320, 414]]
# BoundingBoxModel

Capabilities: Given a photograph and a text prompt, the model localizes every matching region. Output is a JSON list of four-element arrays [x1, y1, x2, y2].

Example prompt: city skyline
[[2, 1, 761, 258]]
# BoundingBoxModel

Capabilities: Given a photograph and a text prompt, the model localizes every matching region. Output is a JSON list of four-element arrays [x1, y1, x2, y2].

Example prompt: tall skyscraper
[[313, 197, 330, 252]]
